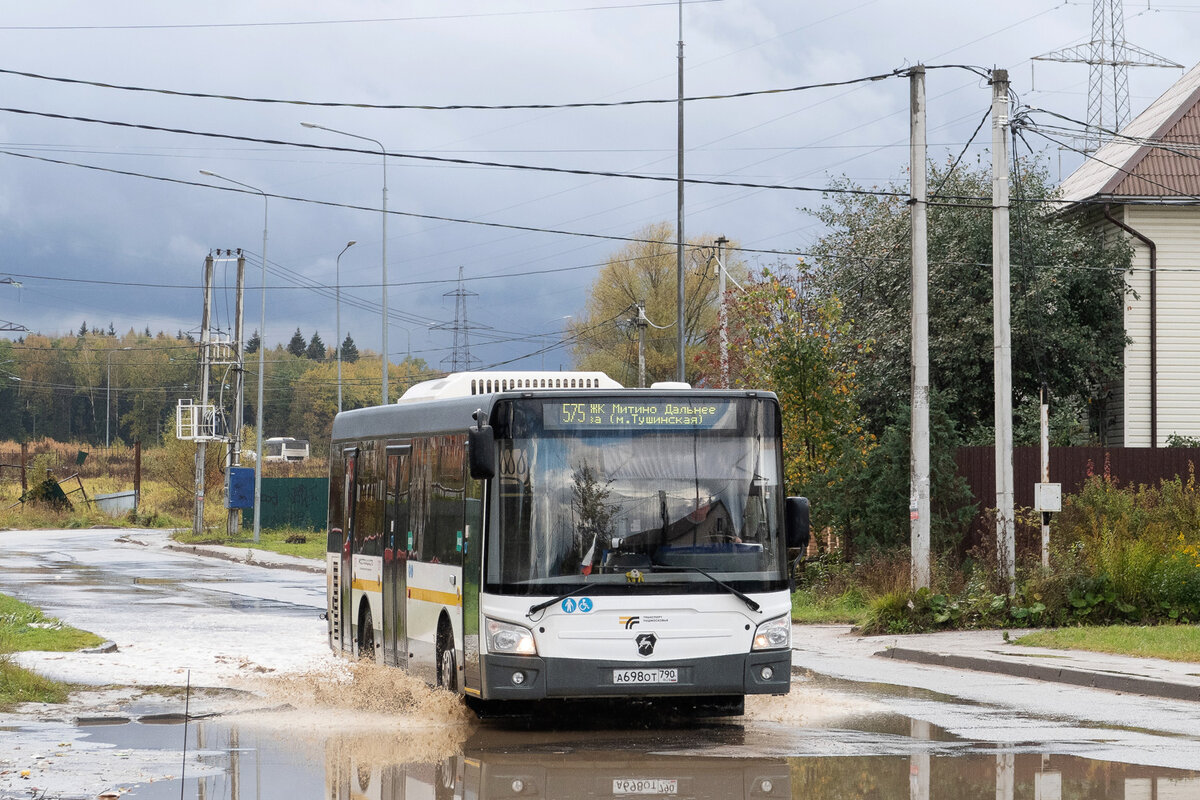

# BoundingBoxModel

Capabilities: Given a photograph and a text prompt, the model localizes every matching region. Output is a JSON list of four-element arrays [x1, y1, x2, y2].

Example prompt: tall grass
[[0, 593, 99, 709], [855, 468, 1200, 634]]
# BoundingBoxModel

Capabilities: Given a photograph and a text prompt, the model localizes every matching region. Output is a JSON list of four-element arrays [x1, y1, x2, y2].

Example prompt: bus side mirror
[[785, 496, 810, 551], [468, 425, 496, 480]]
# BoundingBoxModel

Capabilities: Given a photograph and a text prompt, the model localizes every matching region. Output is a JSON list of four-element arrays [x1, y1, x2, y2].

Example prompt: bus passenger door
[[384, 443, 412, 669], [340, 447, 359, 654]]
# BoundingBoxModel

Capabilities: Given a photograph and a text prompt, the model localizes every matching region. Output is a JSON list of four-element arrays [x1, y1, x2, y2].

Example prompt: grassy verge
[[0, 592, 103, 709], [791, 588, 870, 625], [171, 526, 326, 561], [1015, 625, 1200, 663]]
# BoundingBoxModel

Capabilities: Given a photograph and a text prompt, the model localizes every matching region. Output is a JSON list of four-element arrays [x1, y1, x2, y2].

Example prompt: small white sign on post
[[1034, 482, 1062, 513]]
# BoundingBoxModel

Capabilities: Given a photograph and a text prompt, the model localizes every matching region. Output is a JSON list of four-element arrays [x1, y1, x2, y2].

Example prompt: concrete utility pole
[[991, 69, 1016, 594], [226, 253, 246, 537], [675, 0, 686, 383], [1040, 385, 1051, 570], [715, 236, 729, 389], [909, 66, 931, 591], [635, 302, 648, 388], [193, 255, 214, 538]]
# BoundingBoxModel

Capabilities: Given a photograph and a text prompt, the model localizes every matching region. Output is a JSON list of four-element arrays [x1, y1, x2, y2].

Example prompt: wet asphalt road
[[1, 528, 1199, 799]]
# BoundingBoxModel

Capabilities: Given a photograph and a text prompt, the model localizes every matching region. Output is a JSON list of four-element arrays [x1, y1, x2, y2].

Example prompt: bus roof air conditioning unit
[[398, 371, 622, 403]]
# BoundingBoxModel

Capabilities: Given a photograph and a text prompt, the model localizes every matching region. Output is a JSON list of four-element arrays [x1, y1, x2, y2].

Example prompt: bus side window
[[409, 438, 431, 558], [329, 449, 345, 540], [355, 441, 383, 558], [430, 434, 466, 565]]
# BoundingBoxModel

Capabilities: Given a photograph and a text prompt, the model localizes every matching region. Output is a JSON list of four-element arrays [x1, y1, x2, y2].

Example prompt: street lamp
[[106, 346, 133, 448], [335, 240, 356, 413], [301, 122, 390, 404], [200, 169, 268, 542]]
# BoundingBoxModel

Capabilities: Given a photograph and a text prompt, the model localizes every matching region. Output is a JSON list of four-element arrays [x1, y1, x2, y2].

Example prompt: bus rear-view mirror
[[468, 425, 496, 480], [785, 496, 810, 551]]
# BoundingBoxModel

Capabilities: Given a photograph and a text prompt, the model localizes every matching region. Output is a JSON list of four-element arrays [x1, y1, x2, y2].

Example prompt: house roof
[[1058, 61, 1200, 204]]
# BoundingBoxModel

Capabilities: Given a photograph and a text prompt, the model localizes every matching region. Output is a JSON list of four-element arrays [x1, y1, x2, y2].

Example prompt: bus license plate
[[613, 778, 678, 795], [612, 668, 678, 684]]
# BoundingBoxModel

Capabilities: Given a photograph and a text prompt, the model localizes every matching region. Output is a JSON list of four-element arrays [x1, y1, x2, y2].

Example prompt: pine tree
[[78, 321, 88, 337], [286, 328, 306, 358], [305, 331, 326, 360], [107, 322, 116, 336], [245, 330, 261, 355], [340, 333, 359, 363], [143, 325, 152, 337]]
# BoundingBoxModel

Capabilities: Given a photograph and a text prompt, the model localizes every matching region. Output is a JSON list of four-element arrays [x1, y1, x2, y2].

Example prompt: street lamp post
[[335, 240, 356, 413], [200, 169, 268, 542], [301, 122, 390, 404], [105, 346, 133, 448]]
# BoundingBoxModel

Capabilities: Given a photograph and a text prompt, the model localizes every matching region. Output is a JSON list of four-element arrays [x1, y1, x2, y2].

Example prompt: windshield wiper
[[526, 583, 597, 618], [652, 565, 761, 613]]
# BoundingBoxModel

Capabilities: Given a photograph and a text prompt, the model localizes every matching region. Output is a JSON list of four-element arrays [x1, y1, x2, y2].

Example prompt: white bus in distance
[[264, 436, 310, 462], [325, 371, 810, 715]]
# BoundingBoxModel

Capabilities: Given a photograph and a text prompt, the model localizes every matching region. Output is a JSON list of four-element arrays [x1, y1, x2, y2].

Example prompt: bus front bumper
[[480, 650, 791, 700]]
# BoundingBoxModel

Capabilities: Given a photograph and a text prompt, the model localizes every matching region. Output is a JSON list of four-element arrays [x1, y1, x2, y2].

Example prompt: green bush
[[857, 469, 1200, 633]]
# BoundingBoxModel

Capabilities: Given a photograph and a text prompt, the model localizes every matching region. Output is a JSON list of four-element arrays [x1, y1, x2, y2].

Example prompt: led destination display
[[543, 400, 737, 430]]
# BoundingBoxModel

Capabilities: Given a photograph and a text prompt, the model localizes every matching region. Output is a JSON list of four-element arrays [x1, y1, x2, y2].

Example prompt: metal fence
[[955, 447, 1200, 540], [241, 477, 329, 531]]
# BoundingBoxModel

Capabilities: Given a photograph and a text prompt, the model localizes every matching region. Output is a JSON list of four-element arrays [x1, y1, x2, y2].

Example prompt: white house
[[1058, 61, 1200, 447]]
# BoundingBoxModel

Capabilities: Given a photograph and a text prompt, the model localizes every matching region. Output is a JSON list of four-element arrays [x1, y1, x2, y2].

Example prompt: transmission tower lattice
[[431, 267, 488, 372], [1033, 0, 1181, 151]]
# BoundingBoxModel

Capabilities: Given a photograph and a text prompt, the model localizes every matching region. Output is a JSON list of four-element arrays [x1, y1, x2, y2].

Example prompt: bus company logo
[[635, 633, 657, 657], [619, 615, 640, 629], [561, 598, 577, 613]]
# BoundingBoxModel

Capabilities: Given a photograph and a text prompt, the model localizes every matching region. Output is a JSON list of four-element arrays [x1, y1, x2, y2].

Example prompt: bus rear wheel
[[436, 628, 457, 691], [358, 605, 376, 662]]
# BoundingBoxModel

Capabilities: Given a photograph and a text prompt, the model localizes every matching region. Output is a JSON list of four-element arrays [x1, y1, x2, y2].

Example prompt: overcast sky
[[0, 0, 1194, 372]]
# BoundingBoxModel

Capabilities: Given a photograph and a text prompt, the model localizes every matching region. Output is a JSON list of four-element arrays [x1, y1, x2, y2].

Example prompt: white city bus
[[326, 371, 809, 713]]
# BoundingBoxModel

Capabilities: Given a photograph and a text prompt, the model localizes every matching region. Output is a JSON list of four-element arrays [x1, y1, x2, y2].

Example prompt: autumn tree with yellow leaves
[[570, 222, 736, 386], [693, 268, 875, 539]]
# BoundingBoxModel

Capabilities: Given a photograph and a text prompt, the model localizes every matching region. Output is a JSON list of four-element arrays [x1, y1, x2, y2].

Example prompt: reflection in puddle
[[71, 716, 1200, 800]]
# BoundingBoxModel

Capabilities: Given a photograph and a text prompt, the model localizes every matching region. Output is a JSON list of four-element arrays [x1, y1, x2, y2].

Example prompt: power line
[[0, 149, 814, 256], [0, 66, 912, 111], [0, 106, 916, 196], [0, 1, 724, 32]]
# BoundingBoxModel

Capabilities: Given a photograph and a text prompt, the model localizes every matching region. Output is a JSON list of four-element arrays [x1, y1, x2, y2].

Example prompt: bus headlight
[[486, 618, 537, 655], [751, 615, 791, 650]]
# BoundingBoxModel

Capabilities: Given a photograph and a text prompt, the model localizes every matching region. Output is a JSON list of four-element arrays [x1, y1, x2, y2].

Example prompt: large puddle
[[48, 719, 1200, 800], [4, 663, 1198, 800]]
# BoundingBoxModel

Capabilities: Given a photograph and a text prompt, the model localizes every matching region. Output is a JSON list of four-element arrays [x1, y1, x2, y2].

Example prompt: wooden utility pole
[[909, 65, 931, 590], [992, 69, 1016, 594]]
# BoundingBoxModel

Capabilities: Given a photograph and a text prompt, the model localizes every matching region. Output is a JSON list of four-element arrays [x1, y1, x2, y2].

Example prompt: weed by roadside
[[1016, 625, 1200, 662], [0, 593, 100, 710], [852, 470, 1200, 634], [171, 526, 326, 561]]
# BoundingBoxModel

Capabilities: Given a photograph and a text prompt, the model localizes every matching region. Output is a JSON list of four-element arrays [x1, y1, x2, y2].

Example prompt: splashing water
[[227, 660, 476, 763]]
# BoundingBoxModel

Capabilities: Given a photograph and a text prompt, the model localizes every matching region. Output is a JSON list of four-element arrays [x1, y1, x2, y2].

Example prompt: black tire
[[359, 604, 376, 662], [436, 625, 458, 691]]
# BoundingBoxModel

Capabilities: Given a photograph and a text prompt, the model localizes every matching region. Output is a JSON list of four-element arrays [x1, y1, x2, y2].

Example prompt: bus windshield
[[488, 396, 787, 595]]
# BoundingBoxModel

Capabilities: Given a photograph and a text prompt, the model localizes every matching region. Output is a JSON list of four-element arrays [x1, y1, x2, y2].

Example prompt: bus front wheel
[[436, 626, 457, 691]]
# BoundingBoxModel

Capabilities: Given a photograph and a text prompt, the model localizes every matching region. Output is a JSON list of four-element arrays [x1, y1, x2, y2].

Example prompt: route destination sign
[[543, 400, 737, 430]]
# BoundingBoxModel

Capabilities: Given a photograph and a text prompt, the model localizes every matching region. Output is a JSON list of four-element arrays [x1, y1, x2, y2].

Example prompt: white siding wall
[[1121, 205, 1200, 447]]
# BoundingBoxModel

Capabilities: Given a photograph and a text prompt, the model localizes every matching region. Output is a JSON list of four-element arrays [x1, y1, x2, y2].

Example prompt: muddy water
[[9, 663, 1197, 800], [72, 717, 1200, 800]]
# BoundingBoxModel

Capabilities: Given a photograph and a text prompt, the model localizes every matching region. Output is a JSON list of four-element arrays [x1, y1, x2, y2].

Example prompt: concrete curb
[[163, 542, 325, 574], [877, 646, 1200, 702]]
